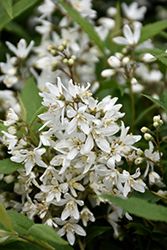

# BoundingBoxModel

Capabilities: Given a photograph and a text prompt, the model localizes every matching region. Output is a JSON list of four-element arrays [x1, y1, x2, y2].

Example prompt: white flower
[[80, 207, 95, 226], [121, 2, 147, 21], [2, 131, 18, 150], [4, 108, 19, 126], [55, 218, 86, 245], [38, 0, 56, 18], [6, 39, 34, 59], [149, 171, 165, 187], [11, 147, 47, 175], [144, 141, 160, 177], [113, 24, 141, 46]]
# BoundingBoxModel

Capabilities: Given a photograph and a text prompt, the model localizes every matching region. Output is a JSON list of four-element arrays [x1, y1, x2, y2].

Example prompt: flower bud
[[122, 56, 130, 65], [131, 77, 138, 85], [107, 56, 121, 68], [141, 126, 149, 133], [4, 175, 14, 184], [68, 58, 74, 66], [134, 157, 143, 165], [144, 133, 153, 141], [153, 115, 160, 123], [63, 58, 68, 64], [71, 55, 76, 60], [101, 69, 116, 77], [153, 122, 159, 128], [137, 149, 143, 156], [57, 45, 64, 52], [62, 40, 67, 47]]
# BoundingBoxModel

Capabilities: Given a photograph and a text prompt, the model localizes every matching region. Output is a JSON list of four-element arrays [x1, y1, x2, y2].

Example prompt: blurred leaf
[[0, 241, 44, 250], [4, 21, 31, 41], [29, 106, 47, 126], [127, 222, 151, 235], [21, 77, 42, 125], [0, 158, 22, 174], [7, 210, 34, 236], [28, 224, 68, 246], [0, 123, 8, 137], [134, 104, 157, 126], [56, 0, 106, 56], [100, 194, 167, 223], [129, 189, 161, 203], [18, 93, 27, 122], [86, 226, 111, 243], [0, 202, 13, 231], [142, 94, 167, 112], [0, 0, 43, 31], [140, 19, 167, 44], [0, 0, 13, 18]]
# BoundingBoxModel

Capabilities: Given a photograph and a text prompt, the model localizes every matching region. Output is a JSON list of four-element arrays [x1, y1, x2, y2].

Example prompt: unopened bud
[[101, 69, 116, 77], [50, 49, 56, 56], [4, 175, 14, 184], [47, 45, 54, 51], [141, 126, 149, 133], [122, 56, 130, 65], [8, 67, 17, 76], [153, 115, 161, 123], [137, 149, 143, 156], [153, 121, 159, 128], [144, 133, 153, 141], [63, 58, 68, 64], [68, 58, 74, 65], [135, 157, 143, 165], [8, 126, 17, 134], [131, 77, 138, 85], [108, 56, 121, 68], [62, 40, 67, 47], [57, 45, 64, 52], [71, 55, 76, 60], [159, 119, 163, 125], [115, 52, 123, 60]]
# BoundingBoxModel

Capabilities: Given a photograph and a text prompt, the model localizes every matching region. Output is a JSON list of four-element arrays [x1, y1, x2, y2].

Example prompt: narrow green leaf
[[142, 94, 167, 112], [134, 104, 157, 126], [29, 106, 47, 126], [0, 0, 43, 31], [0, 241, 45, 250], [129, 189, 161, 203], [0, 202, 13, 231], [86, 226, 111, 243], [0, 158, 23, 174], [4, 21, 31, 41], [0, 0, 13, 18], [140, 19, 167, 44], [56, 0, 106, 55], [100, 194, 167, 223], [21, 77, 42, 125], [18, 92, 27, 122], [0, 123, 8, 137], [28, 224, 68, 246], [7, 210, 34, 236]]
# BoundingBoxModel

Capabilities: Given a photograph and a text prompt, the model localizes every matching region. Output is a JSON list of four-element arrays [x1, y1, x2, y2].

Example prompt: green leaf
[[142, 94, 167, 112], [134, 104, 157, 126], [0, 158, 23, 174], [140, 19, 167, 44], [0, 123, 8, 137], [21, 77, 42, 125], [0, 0, 43, 31], [56, 0, 106, 55], [28, 224, 68, 246], [29, 106, 47, 126], [0, 202, 13, 231], [86, 226, 111, 243], [7, 210, 34, 236], [129, 189, 161, 203], [0, 241, 44, 250], [0, 0, 13, 18], [18, 92, 27, 122], [127, 222, 150, 236], [4, 21, 31, 41], [100, 194, 167, 223]]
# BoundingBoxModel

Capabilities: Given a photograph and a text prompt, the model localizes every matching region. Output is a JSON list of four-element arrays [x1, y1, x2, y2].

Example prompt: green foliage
[[0, 202, 14, 232], [56, 0, 106, 56], [0, 123, 8, 137], [0, 0, 13, 18], [28, 224, 68, 246], [142, 94, 167, 113], [0, 158, 22, 174], [100, 194, 167, 223], [21, 77, 42, 125], [0, 0, 43, 31], [140, 19, 167, 43], [86, 226, 111, 243]]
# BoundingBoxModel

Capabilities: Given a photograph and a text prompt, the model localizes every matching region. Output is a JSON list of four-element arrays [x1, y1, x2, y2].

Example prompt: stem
[[78, 239, 85, 250], [129, 82, 135, 132], [18, 234, 55, 250], [155, 128, 164, 173]]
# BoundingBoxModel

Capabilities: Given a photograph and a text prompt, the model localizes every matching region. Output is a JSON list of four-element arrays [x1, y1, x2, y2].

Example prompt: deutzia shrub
[[0, 0, 167, 249]]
